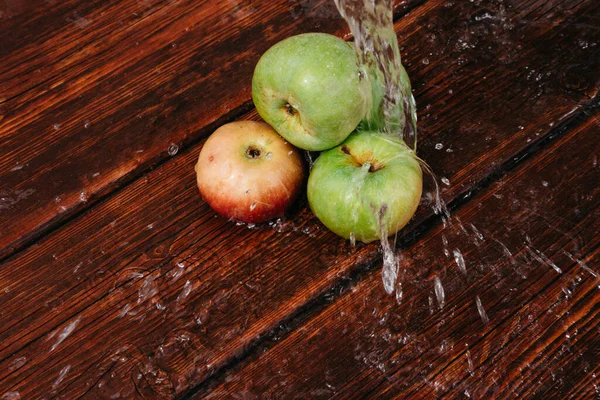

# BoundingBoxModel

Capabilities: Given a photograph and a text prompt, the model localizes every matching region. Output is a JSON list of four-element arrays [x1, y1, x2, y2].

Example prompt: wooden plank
[[0, 0, 420, 259], [199, 109, 600, 399], [0, 0, 598, 398]]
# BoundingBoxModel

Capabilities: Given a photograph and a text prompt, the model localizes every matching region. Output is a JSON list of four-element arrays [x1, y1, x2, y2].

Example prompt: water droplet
[[421, 58, 430, 65], [395, 282, 403, 304], [9, 357, 27, 371], [50, 317, 82, 351], [84, 120, 90, 128], [168, 144, 179, 156], [441, 177, 450, 186], [453, 249, 467, 275], [52, 365, 71, 389], [466, 350, 474, 374], [138, 276, 157, 304], [475, 296, 489, 324], [435, 143, 444, 150], [265, 152, 273, 160], [250, 202, 257, 211], [53, 124, 61, 130], [176, 280, 193, 303], [434, 276, 445, 309]]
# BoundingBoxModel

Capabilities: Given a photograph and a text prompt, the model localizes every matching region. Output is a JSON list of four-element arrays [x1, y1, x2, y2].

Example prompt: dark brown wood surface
[[0, 0, 419, 260], [0, 0, 598, 398], [199, 111, 600, 399]]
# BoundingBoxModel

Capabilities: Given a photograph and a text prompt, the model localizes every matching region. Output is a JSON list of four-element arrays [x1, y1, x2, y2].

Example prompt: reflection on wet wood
[[0, 0, 598, 398], [202, 109, 600, 399]]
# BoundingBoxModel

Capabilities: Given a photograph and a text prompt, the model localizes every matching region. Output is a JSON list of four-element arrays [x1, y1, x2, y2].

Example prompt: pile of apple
[[196, 33, 422, 243]]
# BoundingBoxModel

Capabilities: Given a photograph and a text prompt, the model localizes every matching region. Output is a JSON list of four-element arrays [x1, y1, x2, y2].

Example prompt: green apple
[[252, 33, 368, 151], [307, 131, 422, 243]]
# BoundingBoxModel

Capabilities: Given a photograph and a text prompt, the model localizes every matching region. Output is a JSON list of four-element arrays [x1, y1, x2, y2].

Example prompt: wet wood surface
[[0, 0, 419, 260], [200, 112, 600, 399], [0, 0, 598, 398]]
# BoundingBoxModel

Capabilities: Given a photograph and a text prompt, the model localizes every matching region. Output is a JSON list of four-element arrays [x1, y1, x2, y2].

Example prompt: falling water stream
[[335, 0, 447, 296], [334, 0, 417, 150]]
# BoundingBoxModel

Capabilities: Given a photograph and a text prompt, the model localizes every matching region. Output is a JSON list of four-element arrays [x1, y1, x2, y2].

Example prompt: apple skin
[[252, 33, 368, 151], [307, 131, 422, 243], [195, 121, 305, 224]]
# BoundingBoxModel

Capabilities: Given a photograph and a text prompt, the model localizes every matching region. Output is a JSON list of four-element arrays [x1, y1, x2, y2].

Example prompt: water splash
[[9, 357, 27, 371], [138, 276, 158, 303], [525, 244, 562, 274], [168, 262, 186, 282], [50, 317, 81, 351], [379, 213, 399, 295], [453, 249, 467, 275], [176, 280, 194, 303], [474, 296, 489, 324], [419, 159, 450, 219], [434, 276, 445, 309], [377, 157, 452, 295], [395, 281, 403, 304], [563, 251, 599, 286], [469, 223, 484, 242], [52, 365, 71, 389], [465, 348, 474, 375]]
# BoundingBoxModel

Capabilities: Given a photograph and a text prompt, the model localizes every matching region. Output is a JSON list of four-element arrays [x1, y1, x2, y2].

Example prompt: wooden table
[[1, 0, 598, 398]]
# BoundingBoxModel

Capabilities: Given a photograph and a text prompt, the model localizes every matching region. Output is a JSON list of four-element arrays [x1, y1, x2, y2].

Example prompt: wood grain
[[0, 0, 420, 259], [0, 0, 598, 398], [200, 109, 600, 400]]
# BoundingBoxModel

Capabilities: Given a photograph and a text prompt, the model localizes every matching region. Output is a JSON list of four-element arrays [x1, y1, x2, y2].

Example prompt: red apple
[[195, 121, 305, 224]]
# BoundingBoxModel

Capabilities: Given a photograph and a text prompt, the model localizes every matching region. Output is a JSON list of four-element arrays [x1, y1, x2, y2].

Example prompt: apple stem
[[246, 146, 262, 159], [285, 103, 296, 116], [341, 145, 383, 172]]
